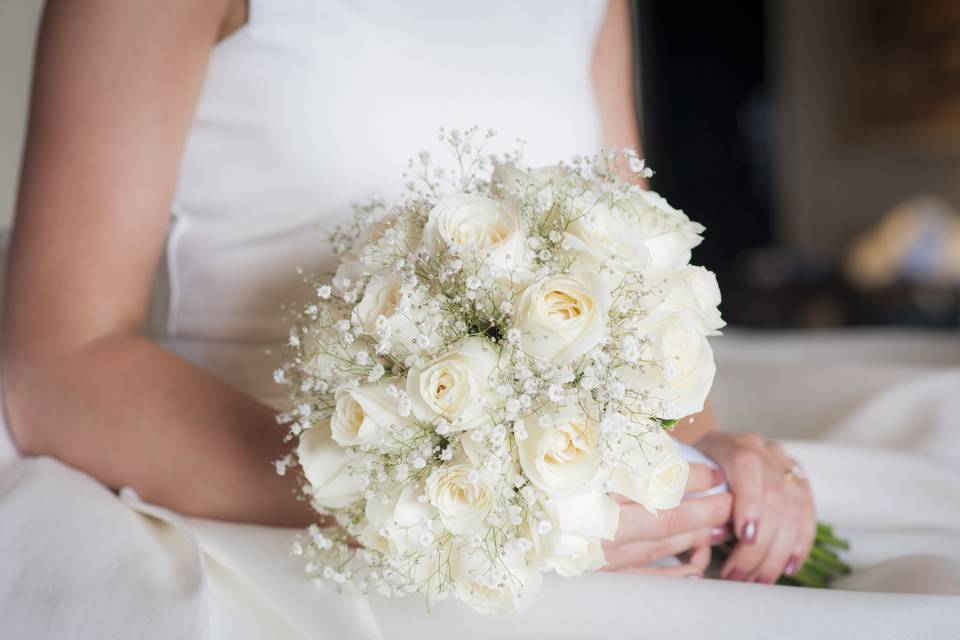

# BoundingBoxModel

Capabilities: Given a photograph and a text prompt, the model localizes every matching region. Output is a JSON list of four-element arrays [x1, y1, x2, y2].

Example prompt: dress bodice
[[162, 0, 607, 405]]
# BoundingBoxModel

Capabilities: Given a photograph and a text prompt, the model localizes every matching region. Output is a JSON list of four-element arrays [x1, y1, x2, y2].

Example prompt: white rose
[[330, 380, 411, 449], [646, 266, 725, 335], [514, 273, 609, 363], [621, 310, 716, 419], [517, 406, 601, 497], [406, 336, 501, 431], [296, 420, 368, 509], [563, 192, 651, 291], [450, 542, 541, 614], [420, 193, 527, 272], [534, 491, 620, 576], [426, 462, 495, 535], [354, 274, 438, 354], [360, 484, 439, 556], [618, 190, 704, 273], [610, 426, 689, 512]]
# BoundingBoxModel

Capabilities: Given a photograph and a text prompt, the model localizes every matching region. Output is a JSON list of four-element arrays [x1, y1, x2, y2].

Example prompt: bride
[[3, 1, 956, 638]]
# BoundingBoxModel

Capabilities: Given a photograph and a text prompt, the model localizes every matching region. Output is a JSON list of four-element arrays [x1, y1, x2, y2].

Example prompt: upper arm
[[591, 0, 643, 152], [3, 0, 230, 360]]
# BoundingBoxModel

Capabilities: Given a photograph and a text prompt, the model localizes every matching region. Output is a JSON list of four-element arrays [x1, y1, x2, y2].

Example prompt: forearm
[[5, 334, 310, 526]]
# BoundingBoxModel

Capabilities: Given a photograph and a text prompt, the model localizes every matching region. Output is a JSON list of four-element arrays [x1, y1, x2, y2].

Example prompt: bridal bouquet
[[276, 129, 724, 613]]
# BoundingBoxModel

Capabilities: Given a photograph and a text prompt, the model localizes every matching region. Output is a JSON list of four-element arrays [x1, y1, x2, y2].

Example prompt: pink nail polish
[[784, 555, 799, 576], [710, 526, 730, 543], [727, 569, 747, 581], [710, 467, 725, 487], [741, 519, 758, 544]]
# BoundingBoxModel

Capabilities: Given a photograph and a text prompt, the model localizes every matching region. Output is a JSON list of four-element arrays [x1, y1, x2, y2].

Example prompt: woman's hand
[[696, 432, 816, 583], [601, 464, 732, 577]]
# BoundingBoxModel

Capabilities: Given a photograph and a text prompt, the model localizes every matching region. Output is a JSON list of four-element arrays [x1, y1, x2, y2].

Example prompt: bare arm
[[2, 0, 310, 526], [592, 0, 718, 445]]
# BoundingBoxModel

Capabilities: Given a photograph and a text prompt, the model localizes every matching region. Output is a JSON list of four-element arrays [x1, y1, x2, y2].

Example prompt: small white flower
[[547, 384, 565, 403], [609, 380, 626, 400], [513, 421, 529, 442], [520, 485, 536, 505], [367, 363, 386, 383], [435, 419, 451, 436], [414, 333, 432, 350], [316, 285, 332, 299], [535, 519, 553, 535]]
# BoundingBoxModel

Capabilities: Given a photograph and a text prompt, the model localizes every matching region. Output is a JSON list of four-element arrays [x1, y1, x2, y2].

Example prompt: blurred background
[[635, 0, 960, 329], [2, 0, 959, 329]]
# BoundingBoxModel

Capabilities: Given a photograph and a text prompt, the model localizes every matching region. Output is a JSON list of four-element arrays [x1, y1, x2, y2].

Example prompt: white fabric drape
[[3, 330, 959, 639]]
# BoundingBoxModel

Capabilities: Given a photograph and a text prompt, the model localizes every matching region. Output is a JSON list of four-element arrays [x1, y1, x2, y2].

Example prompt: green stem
[[815, 532, 850, 550], [810, 546, 851, 574]]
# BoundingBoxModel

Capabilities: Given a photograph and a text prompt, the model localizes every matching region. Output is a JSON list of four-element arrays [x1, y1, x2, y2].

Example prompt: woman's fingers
[[602, 526, 720, 570], [686, 545, 712, 573], [685, 462, 723, 495], [698, 432, 765, 544], [791, 490, 817, 572], [656, 491, 732, 538], [751, 511, 797, 583], [612, 492, 731, 542], [765, 441, 817, 577], [721, 500, 781, 581]]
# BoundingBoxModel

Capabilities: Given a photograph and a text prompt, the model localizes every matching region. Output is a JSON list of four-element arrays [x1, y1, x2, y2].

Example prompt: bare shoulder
[[39, 0, 237, 47], [3, 0, 242, 357]]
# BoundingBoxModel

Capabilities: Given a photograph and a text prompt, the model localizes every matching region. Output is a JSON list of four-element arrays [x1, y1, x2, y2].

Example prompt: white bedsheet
[[2, 329, 959, 639]]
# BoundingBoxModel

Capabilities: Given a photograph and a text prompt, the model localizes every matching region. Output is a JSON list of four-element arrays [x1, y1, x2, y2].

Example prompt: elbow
[[1, 354, 52, 457]]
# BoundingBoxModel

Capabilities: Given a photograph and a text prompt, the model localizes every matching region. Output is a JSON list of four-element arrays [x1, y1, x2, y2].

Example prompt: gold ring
[[783, 463, 805, 484]]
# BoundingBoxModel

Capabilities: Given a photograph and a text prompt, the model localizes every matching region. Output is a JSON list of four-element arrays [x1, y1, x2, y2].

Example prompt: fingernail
[[741, 519, 758, 544], [686, 573, 703, 580], [710, 526, 730, 543], [784, 555, 799, 576], [726, 568, 747, 582], [710, 467, 725, 487]]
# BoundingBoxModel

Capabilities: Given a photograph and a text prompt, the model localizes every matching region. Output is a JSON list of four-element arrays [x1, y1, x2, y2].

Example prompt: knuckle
[[738, 432, 765, 449], [649, 540, 669, 561], [766, 441, 786, 459], [766, 484, 785, 503], [694, 528, 712, 548], [666, 508, 693, 536], [731, 447, 760, 470]]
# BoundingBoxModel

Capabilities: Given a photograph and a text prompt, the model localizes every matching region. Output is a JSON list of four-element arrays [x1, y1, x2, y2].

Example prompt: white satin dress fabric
[[2, 0, 960, 637]]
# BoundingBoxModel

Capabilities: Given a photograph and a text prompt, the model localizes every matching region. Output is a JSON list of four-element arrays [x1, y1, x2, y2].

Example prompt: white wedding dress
[[2, 1, 959, 638]]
